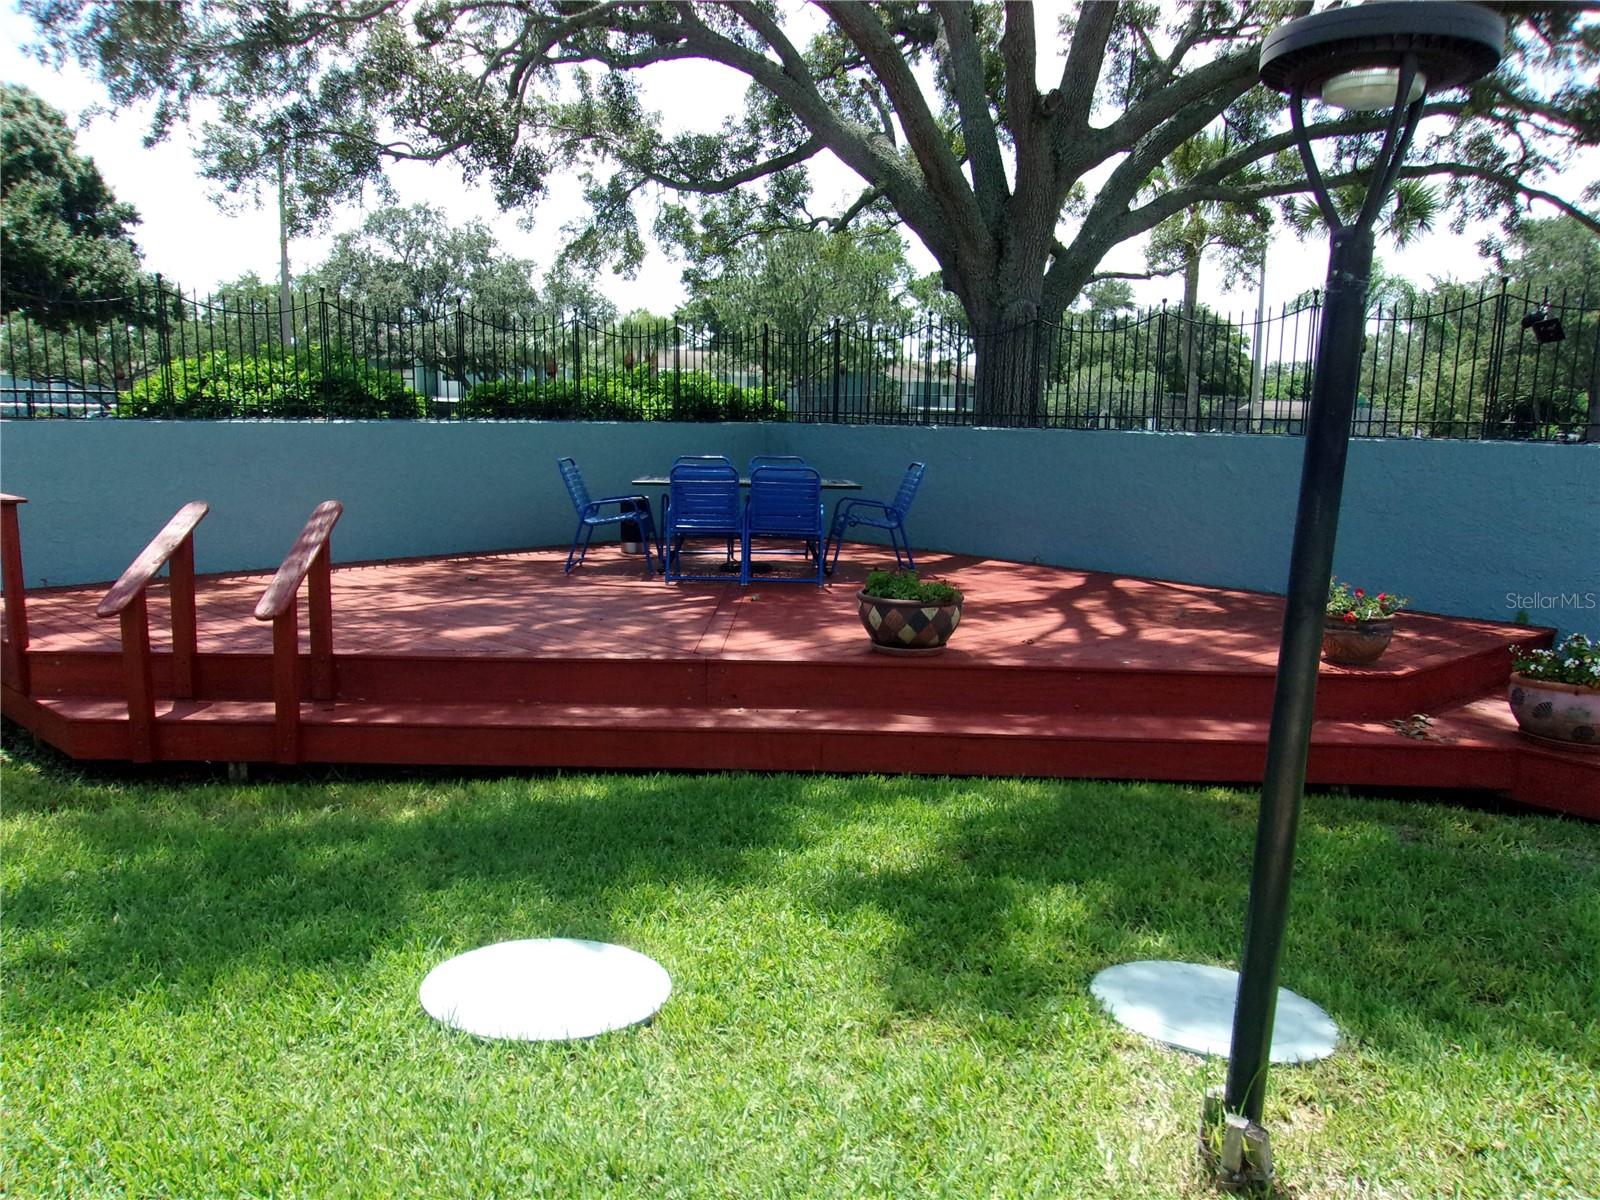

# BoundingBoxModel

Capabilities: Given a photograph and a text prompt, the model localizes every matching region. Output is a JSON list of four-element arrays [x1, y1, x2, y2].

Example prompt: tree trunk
[[1167, 248, 1203, 429], [277, 148, 294, 350], [970, 320, 1043, 426], [1585, 314, 1600, 443]]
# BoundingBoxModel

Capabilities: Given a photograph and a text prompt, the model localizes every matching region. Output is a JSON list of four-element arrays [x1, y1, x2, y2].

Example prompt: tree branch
[[641, 136, 824, 194], [999, 0, 1038, 142], [937, 3, 1007, 225], [819, 2, 986, 262], [1053, 2, 1116, 136]]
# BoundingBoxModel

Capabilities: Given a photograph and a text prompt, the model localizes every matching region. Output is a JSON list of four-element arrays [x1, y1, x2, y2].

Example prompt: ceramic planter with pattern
[[857, 590, 963, 656], [1507, 673, 1600, 748]]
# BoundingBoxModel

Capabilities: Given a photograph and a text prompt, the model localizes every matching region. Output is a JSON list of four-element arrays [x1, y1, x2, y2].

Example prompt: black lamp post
[[1221, 0, 1504, 1166]]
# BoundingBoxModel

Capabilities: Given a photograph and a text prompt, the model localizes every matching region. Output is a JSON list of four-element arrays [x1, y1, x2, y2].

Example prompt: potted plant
[[1323, 579, 1407, 665], [1508, 633, 1599, 748], [857, 568, 963, 656]]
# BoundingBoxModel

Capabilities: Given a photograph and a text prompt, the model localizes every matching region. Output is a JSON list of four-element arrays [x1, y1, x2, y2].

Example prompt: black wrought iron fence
[[2, 277, 1594, 440]]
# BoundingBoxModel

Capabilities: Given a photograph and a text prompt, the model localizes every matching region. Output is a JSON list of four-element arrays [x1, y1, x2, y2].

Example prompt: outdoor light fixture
[[1522, 310, 1567, 344], [1318, 65, 1426, 110], [1203, 2, 1506, 1187]]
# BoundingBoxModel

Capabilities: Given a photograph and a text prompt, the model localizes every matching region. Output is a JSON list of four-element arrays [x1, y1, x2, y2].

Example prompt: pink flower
[[1355, 588, 1365, 598]]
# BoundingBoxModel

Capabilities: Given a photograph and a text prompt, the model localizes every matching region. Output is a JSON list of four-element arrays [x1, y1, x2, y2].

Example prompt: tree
[[0, 83, 147, 328], [304, 204, 614, 386], [307, 204, 544, 319], [680, 226, 914, 335], [25, 2, 1600, 419], [1141, 128, 1272, 422]]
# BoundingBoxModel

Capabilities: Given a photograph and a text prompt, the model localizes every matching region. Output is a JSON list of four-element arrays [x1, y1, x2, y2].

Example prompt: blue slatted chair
[[742, 465, 824, 586], [659, 455, 734, 560], [663, 460, 742, 582], [750, 454, 808, 471], [824, 461, 925, 576], [558, 457, 658, 576], [750, 455, 815, 555]]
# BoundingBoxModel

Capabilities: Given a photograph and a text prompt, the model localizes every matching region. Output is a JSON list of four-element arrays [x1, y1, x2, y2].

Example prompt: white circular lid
[[420, 938, 672, 1041], [1091, 960, 1337, 1062]]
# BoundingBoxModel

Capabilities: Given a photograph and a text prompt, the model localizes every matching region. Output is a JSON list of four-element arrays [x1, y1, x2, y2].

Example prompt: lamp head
[[1260, 2, 1504, 109]]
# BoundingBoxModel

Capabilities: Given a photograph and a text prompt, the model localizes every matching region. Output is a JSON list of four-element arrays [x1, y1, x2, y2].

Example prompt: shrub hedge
[[459, 369, 788, 422], [119, 349, 427, 419], [115, 355, 788, 422]]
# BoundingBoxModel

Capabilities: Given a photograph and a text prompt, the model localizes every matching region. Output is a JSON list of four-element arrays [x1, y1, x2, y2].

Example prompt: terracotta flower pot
[[1322, 616, 1394, 665], [857, 589, 963, 656], [1507, 673, 1600, 747]]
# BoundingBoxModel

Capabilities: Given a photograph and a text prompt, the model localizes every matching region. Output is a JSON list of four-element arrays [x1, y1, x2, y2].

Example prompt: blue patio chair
[[659, 455, 735, 561], [558, 457, 658, 575], [663, 460, 743, 582], [742, 465, 824, 587], [749, 454, 809, 471], [824, 461, 925, 576]]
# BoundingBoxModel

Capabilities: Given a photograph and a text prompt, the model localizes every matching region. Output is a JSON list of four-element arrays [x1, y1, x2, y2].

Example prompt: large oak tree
[[23, 1, 1599, 416], [0, 83, 147, 329]]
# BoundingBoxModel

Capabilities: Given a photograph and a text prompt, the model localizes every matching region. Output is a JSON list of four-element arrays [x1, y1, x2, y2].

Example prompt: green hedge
[[119, 348, 426, 419], [460, 369, 788, 422]]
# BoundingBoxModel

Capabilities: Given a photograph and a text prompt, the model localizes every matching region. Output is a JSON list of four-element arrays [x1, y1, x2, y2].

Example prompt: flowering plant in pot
[[1508, 633, 1600, 747], [1322, 579, 1408, 665], [857, 568, 963, 656]]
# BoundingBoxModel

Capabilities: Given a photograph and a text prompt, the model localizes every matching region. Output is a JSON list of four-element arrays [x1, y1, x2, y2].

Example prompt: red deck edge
[[4, 548, 1593, 819]]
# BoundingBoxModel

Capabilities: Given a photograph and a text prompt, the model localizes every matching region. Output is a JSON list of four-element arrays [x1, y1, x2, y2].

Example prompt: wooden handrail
[[254, 500, 342, 763], [94, 502, 209, 762], [1, 494, 29, 695]]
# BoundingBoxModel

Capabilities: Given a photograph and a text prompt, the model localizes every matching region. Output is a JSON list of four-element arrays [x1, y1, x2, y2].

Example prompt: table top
[[632, 475, 861, 489]]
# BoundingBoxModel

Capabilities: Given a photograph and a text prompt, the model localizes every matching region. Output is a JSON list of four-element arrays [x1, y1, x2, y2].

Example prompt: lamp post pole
[[1224, 217, 1374, 1124], [1222, 2, 1504, 1170]]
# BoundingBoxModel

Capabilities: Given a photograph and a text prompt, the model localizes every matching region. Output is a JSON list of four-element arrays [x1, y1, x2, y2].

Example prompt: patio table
[[629, 475, 862, 490]]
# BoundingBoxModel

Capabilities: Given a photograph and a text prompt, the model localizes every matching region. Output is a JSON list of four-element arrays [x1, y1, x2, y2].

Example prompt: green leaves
[[0, 85, 147, 328]]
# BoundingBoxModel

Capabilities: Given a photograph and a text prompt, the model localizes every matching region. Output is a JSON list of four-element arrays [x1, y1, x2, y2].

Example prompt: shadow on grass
[[804, 777, 1599, 1063], [5, 721, 1597, 1070]]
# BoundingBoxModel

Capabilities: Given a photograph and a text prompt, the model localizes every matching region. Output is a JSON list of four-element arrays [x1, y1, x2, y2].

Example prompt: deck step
[[14, 690, 1595, 819], [21, 636, 1532, 721]]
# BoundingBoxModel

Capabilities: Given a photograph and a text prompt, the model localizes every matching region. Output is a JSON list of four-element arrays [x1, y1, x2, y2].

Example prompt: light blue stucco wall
[[783, 425, 1600, 639], [0, 421, 774, 586], [3, 420, 1596, 637]]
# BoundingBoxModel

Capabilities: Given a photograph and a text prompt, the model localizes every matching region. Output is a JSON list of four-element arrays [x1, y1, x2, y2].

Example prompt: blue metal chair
[[742, 465, 824, 586], [558, 457, 658, 575], [750, 454, 808, 471], [663, 460, 743, 582], [659, 456, 734, 562], [750, 456, 815, 556], [824, 461, 925, 575]]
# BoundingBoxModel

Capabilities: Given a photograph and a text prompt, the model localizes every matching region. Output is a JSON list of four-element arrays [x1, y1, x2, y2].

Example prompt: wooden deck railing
[[254, 500, 342, 763], [95, 502, 210, 762], [1, 494, 30, 695]]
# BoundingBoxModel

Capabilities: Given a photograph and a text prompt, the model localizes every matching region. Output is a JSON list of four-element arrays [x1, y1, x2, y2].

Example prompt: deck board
[[5, 544, 1594, 818], [9, 546, 1539, 670]]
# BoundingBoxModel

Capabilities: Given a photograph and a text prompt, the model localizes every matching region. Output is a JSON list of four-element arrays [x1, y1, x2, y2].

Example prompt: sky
[[3, 3, 1594, 322]]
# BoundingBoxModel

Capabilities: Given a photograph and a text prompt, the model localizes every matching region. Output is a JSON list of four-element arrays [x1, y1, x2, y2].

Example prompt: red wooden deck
[[3, 544, 1596, 818]]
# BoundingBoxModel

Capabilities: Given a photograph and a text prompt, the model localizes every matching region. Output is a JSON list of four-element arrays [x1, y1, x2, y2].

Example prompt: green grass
[[3, 739, 1597, 1199]]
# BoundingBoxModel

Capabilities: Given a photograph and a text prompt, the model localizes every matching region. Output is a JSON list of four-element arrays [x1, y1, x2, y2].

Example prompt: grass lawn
[[3, 736, 1597, 1199]]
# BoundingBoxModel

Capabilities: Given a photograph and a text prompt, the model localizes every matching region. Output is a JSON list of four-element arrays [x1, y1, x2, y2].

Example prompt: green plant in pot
[[857, 568, 963, 656], [1323, 579, 1407, 665], [1508, 633, 1600, 747]]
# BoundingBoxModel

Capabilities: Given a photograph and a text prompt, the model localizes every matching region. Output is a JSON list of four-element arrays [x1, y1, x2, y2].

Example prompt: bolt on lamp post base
[[1201, 1088, 1274, 1194]]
